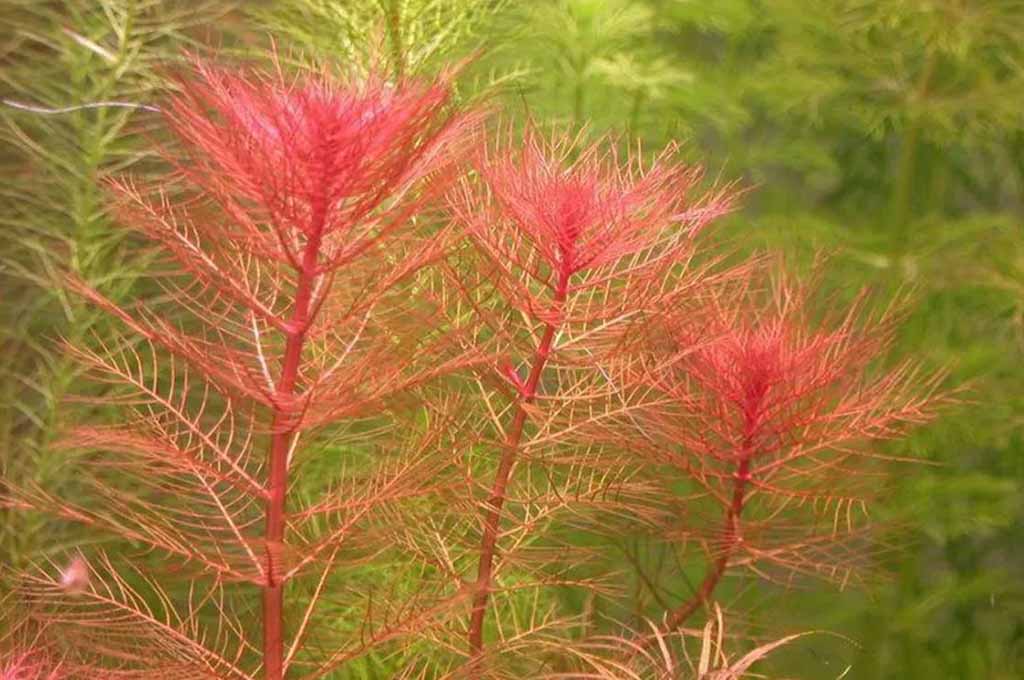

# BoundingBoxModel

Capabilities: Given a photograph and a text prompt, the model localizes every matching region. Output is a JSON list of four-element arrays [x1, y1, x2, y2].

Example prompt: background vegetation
[[2, 0, 1021, 677]]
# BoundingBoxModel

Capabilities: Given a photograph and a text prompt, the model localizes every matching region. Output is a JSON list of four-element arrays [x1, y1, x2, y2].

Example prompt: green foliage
[[0, 0, 237, 570], [481, 0, 687, 134], [247, 0, 505, 77]]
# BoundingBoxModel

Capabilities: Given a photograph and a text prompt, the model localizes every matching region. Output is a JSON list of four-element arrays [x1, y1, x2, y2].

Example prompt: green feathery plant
[[0, 0, 238, 573], [484, 0, 676, 134], [247, 0, 507, 77]]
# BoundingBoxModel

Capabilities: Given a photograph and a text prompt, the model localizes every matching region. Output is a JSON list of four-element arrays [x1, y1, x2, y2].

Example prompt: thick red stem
[[467, 272, 569, 658], [263, 215, 326, 680]]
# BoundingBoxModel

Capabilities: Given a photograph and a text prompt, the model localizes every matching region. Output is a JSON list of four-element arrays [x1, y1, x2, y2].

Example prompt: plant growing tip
[[614, 269, 946, 646]]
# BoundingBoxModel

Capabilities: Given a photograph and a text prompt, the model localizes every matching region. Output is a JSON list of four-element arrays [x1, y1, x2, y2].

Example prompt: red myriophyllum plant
[[7, 55, 481, 678], [438, 125, 735, 667], [1, 53, 949, 678], [607, 268, 945, 645]]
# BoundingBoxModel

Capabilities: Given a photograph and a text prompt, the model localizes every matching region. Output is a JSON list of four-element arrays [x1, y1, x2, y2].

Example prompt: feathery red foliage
[[0, 651, 64, 680], [614, 269, 944, 638], [10, 55, 480, 680], [2, 52, 950, 680], [448, 126, 732, 328], [0, 598, 67, 680], [444, 125, 735, 663]]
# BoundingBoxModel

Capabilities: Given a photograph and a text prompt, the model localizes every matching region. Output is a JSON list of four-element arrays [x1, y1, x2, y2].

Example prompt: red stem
[[467, 273, 569, 658], [263, 213, 326, 679], [661, 454, 750, 633]]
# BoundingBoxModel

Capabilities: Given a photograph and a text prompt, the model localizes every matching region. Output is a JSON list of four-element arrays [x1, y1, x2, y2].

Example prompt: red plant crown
[[610, 271, 945, 635]]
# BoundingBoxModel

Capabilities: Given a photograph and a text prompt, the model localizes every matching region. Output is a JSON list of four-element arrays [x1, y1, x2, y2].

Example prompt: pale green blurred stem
[[889, 50, 936, 254], [628, 88, 645, 138], [385, 0, 406, 78], [568, 47, 589, 130], [572, 74, 585, 129]]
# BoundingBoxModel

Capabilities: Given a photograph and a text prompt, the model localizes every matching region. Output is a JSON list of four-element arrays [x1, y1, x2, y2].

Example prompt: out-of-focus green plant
[[0, 0, 237, 573], [479, 0, 690, 134], [247, 0, 506, 78]]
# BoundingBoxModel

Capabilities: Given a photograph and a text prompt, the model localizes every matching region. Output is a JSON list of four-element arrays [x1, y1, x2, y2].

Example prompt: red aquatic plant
[[0, 650, 64, 680], [612, 268, 945, 639], [9, 55, 479, 679], [443, 125, 735, 664], [0, 599, 66, 680], [2, 50, 951, 679]]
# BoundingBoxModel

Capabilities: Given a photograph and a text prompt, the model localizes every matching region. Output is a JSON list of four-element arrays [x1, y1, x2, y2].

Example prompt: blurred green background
[[2, 1, 1022, 677]]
